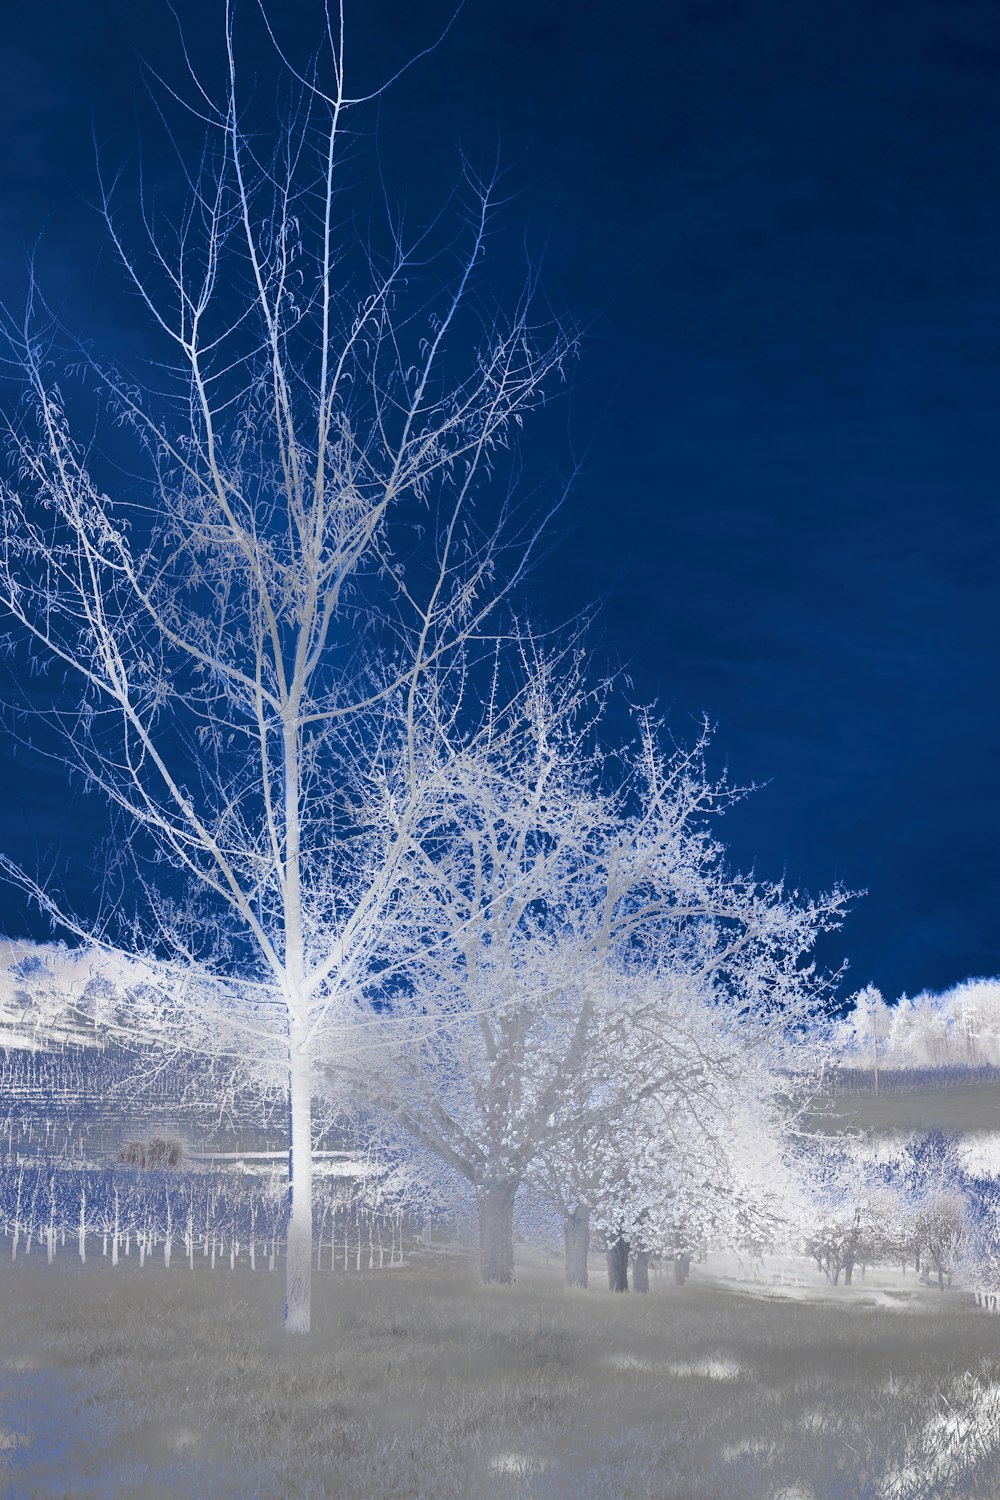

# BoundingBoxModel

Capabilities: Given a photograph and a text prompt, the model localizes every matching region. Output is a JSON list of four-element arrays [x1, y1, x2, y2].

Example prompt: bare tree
[[0, 4, 573, 1331]]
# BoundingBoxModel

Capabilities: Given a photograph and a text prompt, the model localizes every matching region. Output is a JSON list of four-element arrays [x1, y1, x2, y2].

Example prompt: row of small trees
[[8, 1121, 996, 1304], [0, 1156, 416, 1275]]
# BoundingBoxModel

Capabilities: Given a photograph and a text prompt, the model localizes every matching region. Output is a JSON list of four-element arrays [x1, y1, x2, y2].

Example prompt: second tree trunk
[[478, 1181, 518, 1284]]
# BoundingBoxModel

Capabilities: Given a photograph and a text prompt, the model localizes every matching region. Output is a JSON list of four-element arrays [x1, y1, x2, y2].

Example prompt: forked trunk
[[607, 1234, 629, 1292], [478, 1181, 518, 1285], [285, 1045, 313, 1333], [633, 1249, 650, 1294], [564, 1206, 590, 1289]]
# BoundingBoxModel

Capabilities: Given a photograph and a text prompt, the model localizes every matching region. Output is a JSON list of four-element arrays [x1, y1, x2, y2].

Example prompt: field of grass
[[806, 1080, 1000, 1134], [2, 1252, 1000, 1499]]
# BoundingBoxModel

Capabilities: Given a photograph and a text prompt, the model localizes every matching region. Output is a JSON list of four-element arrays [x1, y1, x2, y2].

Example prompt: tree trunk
[[564, 1206, 590, 1289], [285, 1043, 313, 1333], [633, 1249, 650, 1294], [478, 1181, 517, 1285], [844, 1256, 854, 1286], [607, 1234, 629, 1292], [673, 1251, 690, 1285]]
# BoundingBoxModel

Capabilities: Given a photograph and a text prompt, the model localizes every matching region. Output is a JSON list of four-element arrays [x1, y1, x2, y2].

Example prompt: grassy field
[[2, 1252, 1000, 1499], [803, 1080, 1000, 1135]]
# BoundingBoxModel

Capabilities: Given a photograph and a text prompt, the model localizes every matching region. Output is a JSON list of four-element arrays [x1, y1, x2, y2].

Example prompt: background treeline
[[833, 979, 1000, 1069]]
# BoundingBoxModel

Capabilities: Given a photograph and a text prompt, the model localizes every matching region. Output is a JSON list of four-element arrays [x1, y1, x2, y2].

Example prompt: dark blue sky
[[0, 0, 997, 1002]]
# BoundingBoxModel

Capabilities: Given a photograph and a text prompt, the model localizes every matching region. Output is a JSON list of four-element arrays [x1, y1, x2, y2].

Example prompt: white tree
[[361, 692, 850, 1284], [0, 6, 574, 1331], [901, 1134, 973, 1290], [530, 713, 850, 1291]]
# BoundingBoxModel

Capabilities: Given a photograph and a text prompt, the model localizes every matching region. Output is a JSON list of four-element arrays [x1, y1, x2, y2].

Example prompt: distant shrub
[[117, 1136, 184, 1170]]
